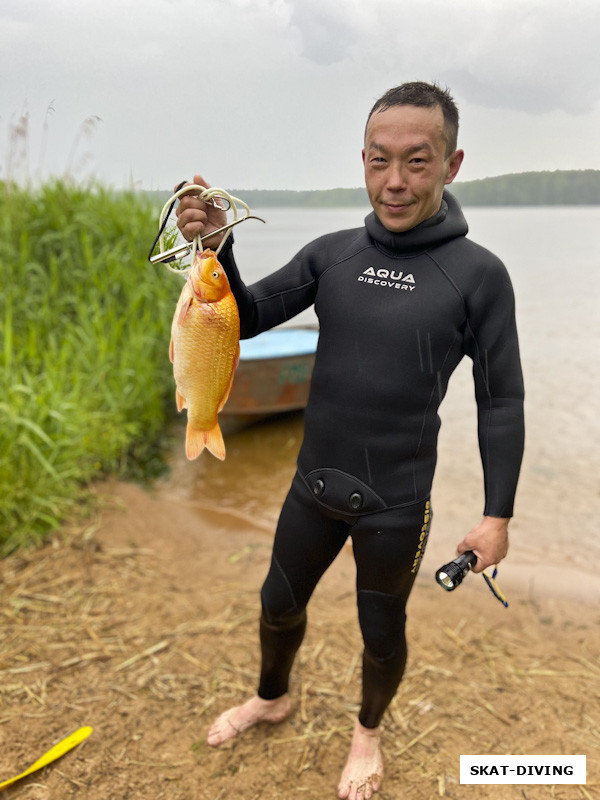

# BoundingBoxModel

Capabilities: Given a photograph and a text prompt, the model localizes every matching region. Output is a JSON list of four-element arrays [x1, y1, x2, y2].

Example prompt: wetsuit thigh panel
[[352, 499, 431, 655], [350, 499, 431, 728], [261, 472, 349, 622], [352, 499, 431, 598], [258, 473, 350, 700]]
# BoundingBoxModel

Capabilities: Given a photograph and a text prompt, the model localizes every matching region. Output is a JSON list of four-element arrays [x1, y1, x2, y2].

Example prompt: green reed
[[0, 180, 183, 553]]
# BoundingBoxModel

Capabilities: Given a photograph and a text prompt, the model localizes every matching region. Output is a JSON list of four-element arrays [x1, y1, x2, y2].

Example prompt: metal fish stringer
[[148, 183, 265, 274]]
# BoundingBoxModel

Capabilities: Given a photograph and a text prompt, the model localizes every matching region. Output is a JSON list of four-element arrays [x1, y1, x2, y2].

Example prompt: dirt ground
[[1, 479, 598, 800]]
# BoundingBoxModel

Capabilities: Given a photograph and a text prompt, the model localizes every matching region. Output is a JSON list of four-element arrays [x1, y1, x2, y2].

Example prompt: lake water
[[162, 204, 600, 602]]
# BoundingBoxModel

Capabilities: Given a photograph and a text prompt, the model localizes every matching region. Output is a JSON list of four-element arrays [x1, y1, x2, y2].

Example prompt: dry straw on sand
[[0, 481, 598, 799]]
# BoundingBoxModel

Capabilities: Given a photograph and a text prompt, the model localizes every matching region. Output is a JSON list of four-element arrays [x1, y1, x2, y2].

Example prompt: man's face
[[362, 104, 464, 233]]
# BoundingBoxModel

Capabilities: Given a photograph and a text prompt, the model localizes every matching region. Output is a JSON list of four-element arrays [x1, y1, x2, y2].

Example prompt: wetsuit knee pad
[[357, 589, 407, 662], [260, 554, 299, 625]]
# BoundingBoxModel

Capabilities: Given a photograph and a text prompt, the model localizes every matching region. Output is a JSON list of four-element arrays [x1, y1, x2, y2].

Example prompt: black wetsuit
[[219, 191, 525, 728]]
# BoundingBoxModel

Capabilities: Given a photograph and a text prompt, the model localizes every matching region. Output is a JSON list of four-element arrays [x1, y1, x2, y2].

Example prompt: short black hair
[[365, 81, 459, 157]]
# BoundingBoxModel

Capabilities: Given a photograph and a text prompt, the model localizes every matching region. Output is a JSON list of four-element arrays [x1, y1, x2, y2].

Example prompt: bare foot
[[337, 719, 383, 800], [206, 694, 291, 746]]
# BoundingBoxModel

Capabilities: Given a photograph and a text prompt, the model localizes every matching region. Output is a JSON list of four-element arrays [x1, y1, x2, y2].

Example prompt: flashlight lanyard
[[482, 566, 509, 608]]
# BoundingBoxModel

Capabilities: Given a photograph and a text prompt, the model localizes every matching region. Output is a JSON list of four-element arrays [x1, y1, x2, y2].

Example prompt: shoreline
[[159, 479, 598, 609]]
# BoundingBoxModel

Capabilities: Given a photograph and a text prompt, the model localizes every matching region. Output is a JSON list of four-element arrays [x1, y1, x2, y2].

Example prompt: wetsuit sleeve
[[218, 236, 320, 338], [463, 257, 525, 518]]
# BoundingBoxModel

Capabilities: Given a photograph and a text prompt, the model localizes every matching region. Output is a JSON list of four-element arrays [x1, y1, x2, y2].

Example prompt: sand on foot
[[206, 694, 292, 746], [337, 720, 384, 800]]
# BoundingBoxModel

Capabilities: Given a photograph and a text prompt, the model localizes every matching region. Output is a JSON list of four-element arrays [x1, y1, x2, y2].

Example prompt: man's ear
[[445, 149, 464, 185]]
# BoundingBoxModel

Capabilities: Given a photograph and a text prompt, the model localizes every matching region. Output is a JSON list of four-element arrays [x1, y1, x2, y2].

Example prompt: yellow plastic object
[[0, 726, 92, 791]]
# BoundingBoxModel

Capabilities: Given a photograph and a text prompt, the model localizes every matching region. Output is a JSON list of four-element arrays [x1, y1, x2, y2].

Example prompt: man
[[176, 82, 524, 800]]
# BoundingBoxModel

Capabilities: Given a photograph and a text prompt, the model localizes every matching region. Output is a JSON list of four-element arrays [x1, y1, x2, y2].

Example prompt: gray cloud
[[283, 0, 600, 116], [1, 0, 599, 189], [288, 0, 360, 65], [444, 2, 600, 116]]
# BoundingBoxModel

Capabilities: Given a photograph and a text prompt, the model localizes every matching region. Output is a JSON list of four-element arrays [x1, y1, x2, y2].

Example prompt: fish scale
[[170, 249, 240, 460], [174, 297, 239, 428]]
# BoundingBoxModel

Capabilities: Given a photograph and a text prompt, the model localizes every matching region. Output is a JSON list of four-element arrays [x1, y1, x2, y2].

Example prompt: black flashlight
[[435, 551, 477, 591]]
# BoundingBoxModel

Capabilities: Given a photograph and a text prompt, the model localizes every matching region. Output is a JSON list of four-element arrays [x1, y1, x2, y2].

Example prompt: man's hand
[[456, 516, 509, 573], [175, 174, 228, 246]]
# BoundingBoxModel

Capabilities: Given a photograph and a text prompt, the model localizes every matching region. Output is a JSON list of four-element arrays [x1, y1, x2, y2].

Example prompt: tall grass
[[0, 180, 182, 553]]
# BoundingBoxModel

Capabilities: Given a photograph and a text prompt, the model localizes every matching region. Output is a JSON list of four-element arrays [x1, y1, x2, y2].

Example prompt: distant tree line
[[146, 170, 600, 208], [227, 187, 370, 207], [451, 170, 600, 206], [144, 186, 370, 208]]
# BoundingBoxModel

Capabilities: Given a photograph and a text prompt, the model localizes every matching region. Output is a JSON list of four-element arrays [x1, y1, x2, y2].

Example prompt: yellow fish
[[169, 249, 240, 460]]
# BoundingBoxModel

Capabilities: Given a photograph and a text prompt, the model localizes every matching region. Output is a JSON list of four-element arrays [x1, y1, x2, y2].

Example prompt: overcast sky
[[2, 0, 599, 190]]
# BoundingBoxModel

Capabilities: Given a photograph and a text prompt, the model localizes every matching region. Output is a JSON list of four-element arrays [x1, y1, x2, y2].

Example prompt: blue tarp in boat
[[239, 328, 319, 361]]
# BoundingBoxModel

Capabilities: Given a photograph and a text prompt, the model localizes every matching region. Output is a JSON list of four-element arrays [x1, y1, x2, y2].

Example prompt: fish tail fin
[[204, 421, 226, 461], [185, 423, 206, 460], [185, 421, 226, 461]]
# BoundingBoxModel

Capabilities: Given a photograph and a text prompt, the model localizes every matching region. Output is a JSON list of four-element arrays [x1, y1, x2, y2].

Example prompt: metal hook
[[205, 195, 232, 212], [148, 214, 266, 264]]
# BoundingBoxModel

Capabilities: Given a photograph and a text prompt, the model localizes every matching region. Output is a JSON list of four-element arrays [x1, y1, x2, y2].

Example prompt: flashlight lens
[[435, 551, 476, 593], [437, 571, 454, 589], [436, 561, 467, 590]]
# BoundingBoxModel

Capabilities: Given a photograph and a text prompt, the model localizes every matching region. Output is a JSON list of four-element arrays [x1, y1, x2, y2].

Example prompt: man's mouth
[[381, 201, 413, 211]]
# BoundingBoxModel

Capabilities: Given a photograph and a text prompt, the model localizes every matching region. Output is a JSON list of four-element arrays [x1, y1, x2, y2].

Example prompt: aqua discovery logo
[[358, 266, 416, 291]]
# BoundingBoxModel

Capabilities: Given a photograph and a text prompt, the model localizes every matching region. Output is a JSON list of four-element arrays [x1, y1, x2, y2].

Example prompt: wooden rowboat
[[221, 325, 319, 431]]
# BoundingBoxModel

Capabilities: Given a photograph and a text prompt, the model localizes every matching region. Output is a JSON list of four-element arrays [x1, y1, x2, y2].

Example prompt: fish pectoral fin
[[204, 422, 226, 461], [177, 295, 194, 326], [169, 337, 175, 363], [176, 388, 186, 412]]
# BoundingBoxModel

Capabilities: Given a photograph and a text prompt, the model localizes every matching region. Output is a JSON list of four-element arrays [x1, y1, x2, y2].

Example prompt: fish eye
[[212, 270, 219, 279]]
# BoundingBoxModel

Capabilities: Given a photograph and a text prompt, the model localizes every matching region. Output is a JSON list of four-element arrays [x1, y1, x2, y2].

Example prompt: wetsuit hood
[[364, 190, 468, 255]]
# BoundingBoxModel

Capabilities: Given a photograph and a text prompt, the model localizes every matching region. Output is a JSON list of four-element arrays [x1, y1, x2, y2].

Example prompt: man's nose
[[386, 162, 408, 191]]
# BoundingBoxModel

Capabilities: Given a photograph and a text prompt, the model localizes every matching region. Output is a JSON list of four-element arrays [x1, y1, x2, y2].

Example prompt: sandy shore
[[0, 478, 598, 800]]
